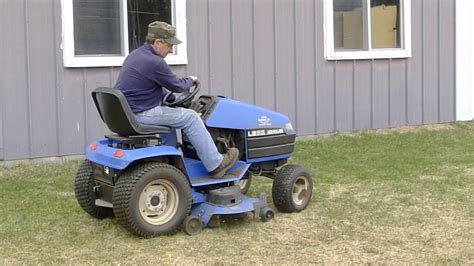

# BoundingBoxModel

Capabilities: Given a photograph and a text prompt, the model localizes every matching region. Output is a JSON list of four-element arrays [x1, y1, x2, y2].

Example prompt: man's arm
[[151, 59, 194, 93]]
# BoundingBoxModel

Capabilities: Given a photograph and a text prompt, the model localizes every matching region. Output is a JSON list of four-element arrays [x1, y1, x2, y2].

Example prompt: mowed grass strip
[[0, 122, 473, 264]]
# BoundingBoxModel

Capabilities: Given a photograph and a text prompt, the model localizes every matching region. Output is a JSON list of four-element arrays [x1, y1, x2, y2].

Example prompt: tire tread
[[74, 160, 114, 219], [112, 162, 191, 238], [272, 164, 312, 213]]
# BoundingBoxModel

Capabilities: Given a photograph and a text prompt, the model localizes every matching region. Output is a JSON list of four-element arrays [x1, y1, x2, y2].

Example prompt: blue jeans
[[135, 106, 223, 172]]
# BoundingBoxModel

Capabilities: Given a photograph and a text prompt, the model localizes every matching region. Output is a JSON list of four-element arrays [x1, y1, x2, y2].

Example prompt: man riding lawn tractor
[[74, 21, 313, 237]]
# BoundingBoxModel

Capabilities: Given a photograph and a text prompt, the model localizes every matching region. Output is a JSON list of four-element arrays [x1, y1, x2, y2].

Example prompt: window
[[62, 0, 187, 67], [324, 0, 411, 60]]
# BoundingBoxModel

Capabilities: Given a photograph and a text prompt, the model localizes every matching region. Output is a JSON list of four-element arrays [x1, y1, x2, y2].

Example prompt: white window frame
[[324, 0, 412, 60], [456, 0, 474, 120], [61, 0, 187, 67]]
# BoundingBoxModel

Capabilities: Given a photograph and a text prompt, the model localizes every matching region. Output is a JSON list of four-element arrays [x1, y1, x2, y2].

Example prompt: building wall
[[0, 0, 456, 160]]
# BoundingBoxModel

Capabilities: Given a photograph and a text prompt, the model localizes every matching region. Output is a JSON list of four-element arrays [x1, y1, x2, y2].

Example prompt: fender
[[86, 139, 182, 170]]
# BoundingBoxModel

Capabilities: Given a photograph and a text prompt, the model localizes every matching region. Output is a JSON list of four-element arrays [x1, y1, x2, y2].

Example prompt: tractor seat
[[92, 87, 171, 136]]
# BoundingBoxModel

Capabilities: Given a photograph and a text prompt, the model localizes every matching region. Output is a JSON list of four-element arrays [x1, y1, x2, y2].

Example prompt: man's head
[[146, 21, 181, 58]]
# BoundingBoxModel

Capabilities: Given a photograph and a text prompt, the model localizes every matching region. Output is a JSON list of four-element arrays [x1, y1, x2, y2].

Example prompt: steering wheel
[[161, 81, 201, 107]]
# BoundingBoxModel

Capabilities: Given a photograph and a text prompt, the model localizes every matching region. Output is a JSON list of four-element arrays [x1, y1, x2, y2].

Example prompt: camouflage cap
[[147, 21, 181, 45]]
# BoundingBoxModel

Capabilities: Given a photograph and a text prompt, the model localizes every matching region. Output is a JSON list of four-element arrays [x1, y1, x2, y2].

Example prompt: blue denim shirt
[[114, 43, 193, 113]]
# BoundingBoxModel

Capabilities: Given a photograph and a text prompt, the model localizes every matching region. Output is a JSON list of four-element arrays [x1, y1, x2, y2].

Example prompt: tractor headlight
[[285, 122, 295, 134]]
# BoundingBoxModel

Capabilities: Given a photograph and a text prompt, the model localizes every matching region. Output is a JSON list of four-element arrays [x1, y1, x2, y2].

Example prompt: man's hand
[[189, 76, 198, 84]]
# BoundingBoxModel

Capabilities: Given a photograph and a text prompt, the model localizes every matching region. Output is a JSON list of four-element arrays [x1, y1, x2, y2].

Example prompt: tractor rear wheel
[[112, 162, 191, 238], [74, 160, 114, 219], [272, 165, 313, 213]]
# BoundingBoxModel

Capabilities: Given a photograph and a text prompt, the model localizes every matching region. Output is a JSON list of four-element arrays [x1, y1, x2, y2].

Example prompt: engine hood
[[205, 96, 293, 131]]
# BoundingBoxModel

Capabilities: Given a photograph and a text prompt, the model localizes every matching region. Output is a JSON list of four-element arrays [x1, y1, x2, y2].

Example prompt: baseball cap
[[147, 21, 181, 45]]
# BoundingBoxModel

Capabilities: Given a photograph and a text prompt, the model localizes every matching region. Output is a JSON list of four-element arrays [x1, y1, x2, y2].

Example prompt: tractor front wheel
[[112, 162, 191, 238], [272, 165, 313, 213]]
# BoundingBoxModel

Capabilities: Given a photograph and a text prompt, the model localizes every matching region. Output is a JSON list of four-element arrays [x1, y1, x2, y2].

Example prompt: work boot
[[209, 148, 239, 178]]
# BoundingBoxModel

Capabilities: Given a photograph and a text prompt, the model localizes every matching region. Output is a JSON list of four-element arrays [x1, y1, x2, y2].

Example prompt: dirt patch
[[298, 123, 459, 141], [0, 166, 27, 179], [419, 175, 448, 181], [435, 165, 474, 177], [464, 167, 474, 176], [374, 123, 456, 135], [56, 192, 74, 197], [362, 214, 474, 263], [329, 184, 353, 199]]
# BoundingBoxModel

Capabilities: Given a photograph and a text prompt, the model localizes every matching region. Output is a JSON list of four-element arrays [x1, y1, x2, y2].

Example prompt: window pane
[[333, 0, 364, 50], [128, 0, 172, 51], [371, 0, 400, 48], [73, 0, 122, 55]]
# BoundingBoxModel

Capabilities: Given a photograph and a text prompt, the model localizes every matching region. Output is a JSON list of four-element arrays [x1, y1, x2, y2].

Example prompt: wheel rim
[[292, 176, 309, 206], [264, 210, 274, 220], [235, 179, 248, 190], [139, 179, 179, 225], [185, 216, 202, 235]]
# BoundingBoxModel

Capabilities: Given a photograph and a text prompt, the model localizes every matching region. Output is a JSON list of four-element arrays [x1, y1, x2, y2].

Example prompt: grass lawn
[[1, 122, 473, 264]]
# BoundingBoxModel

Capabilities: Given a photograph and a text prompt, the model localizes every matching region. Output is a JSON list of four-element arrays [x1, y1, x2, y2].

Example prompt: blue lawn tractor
[[74, 82, 313, 237]]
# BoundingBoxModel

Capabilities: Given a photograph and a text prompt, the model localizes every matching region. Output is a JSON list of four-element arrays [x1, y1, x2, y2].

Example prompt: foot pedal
[[207, 185, 242, 206]]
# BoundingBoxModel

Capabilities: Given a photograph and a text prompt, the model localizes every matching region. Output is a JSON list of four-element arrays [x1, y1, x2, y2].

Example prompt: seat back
[[92, 87, 171, 136]]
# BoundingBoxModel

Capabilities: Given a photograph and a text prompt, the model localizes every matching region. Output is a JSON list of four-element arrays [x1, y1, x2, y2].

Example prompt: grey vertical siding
[[407, 0, 424, 125], [0, 1, 5, 160], [274, 0, 297, 127], [209, 0, 232, 97], [422, 0, 440, 124], [389, 60, 407, 127], [186, 0, 211, 95], [354, 60, 372, 130], [295, 0, 316, 135], [231, 0, 254, 104], [2, 0, 32, 160], [315, 0, 336, 134], [28, 0, 59, 158], [253, 0, 276, 111], [372, 60, 390, 129], [439, 0, 456, 123], [0, 0, 457, 160], [335, 61, 354, 132]]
